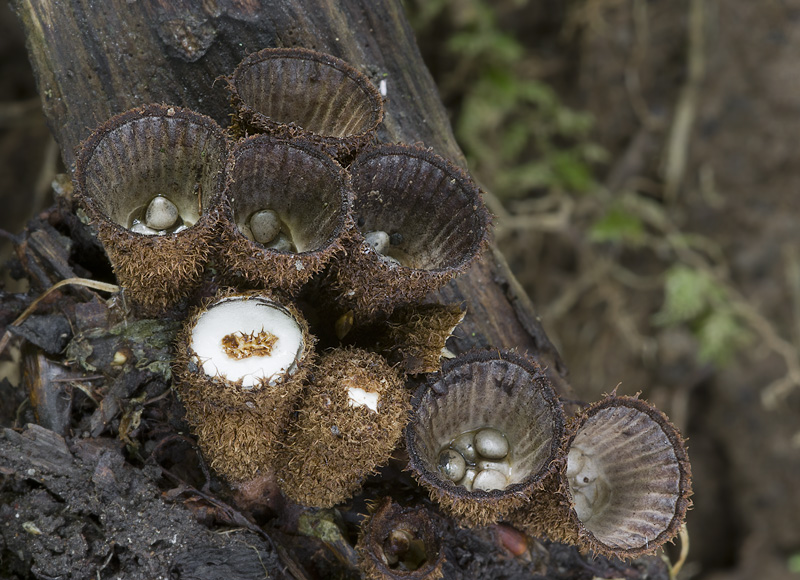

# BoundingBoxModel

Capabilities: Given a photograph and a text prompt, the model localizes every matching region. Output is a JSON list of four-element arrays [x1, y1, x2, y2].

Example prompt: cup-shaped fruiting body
[[227, 47, 384, 160], [509, 395, 692, 559], [356, 304, 466, 375], [356, 498, 445, 580], [74, 104, 228, 314], [406, 350, 565, 526], [172, 291, 315, 482], [217, 135, 353, 292], [275, 348, 410, 507], [329, 144, 490, 322]]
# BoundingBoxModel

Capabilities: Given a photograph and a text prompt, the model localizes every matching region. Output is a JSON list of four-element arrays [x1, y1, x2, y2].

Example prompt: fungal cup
[[406, 350, 565, 526], [356, 498, 445, 580], [330, 144, 490, 322], [172, 291, 315, 482], [275, 347, 410, 507], [565, 397, 691, 556], [74, 104, 228, 314], [510, 395, 692, 559], [227, 47, 384, 160], [218, 135, 353, 292]]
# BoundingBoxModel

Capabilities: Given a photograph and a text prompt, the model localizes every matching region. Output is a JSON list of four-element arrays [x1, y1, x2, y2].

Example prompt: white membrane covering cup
[[190, 297, 304, 388]]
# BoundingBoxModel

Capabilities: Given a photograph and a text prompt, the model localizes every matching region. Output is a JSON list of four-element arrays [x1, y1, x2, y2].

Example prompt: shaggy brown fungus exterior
[[217, 135, 354, 292], [227, 47, 384, 161], [73, 104, 229, 315], [406, 350, 565, 526], [328, 144, 490, 323], [357, 498, 445, 580], [275, 347, 410, 507], [172, 290, 315, 482], [355, 303, 466, 374], [509, 395, 692, 559]]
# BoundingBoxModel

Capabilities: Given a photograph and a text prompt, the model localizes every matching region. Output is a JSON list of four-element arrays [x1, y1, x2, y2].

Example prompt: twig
[[496, 196, 575, 235], [0, 228, 19, 242], [624, 0, 663, 129], [661, 0, 705, 204], [784, 245, 800, 350], [663, 523, 690, 579], [33, 137, 59, 212], [158, 466, 310, 580], [51, 374, 105, 382], [0, 277, 120, 356]]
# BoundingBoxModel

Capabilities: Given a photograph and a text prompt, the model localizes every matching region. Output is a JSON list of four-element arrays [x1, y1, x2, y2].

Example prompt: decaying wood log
[[11, 0, 569, 393]]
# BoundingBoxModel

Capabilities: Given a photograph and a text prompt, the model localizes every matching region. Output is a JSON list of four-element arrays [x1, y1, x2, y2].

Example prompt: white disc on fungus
[[190, 297, 304, 388]]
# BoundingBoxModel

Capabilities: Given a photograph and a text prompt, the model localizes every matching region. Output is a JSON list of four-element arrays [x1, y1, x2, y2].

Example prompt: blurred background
[[2, 0, 800, 578]]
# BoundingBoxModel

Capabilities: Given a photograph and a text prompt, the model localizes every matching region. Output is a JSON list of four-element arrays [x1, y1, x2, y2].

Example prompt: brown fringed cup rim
[[217, 134, 355, 293], [357, 497, 445, 580], [329, 143, 491, 322], [406, 349, 565, 526], [227, 47, 384, 161], [73, 103, 229, 315]]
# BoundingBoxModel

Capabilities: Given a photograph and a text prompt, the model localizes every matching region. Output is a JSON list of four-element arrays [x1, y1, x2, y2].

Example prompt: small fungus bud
[[438, 449, 466, 482], [145, 195, 180, 230], [249, 209, 281, 245], [472, 468, 508, 492], [365, 230, 390, 254], [475, 428, 509, 459], [111, 350, 128, 366]]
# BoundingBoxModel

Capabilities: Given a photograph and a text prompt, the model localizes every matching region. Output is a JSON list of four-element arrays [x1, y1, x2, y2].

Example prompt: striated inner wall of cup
[[83, 115, 227, 229], [228, 140, 347, 254], [411, 359, 560, 493], [234, 55, 380, 138], [567, 406, 682, 550], [351, 152, 486, 271]]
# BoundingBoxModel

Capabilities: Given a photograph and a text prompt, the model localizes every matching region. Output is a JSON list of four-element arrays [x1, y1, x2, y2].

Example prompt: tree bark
[[12, 0, 570, 394]]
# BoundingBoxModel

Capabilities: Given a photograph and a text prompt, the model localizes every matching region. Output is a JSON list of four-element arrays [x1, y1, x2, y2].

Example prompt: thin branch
[[661, 0, 705, 204], [0, 277, 120, 356]]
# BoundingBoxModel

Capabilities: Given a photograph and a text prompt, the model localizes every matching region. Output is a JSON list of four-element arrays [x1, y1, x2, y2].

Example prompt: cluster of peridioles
[[406, 350, 692, 561], [73, 49, 489, 508], [74, 46, 691, 570]]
